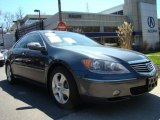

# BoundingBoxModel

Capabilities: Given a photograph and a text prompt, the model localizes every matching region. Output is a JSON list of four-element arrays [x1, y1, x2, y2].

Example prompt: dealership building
[[10, 0, 160, 50], [44, 0, 160, 49]]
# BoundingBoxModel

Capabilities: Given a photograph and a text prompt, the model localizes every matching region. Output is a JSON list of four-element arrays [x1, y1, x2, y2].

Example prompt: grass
[[145, 52, 160, 76], [145, 52, 160, 65]]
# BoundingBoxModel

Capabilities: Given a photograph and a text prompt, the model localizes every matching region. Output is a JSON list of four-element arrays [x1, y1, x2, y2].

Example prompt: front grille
[[130, 62, 154, 73]]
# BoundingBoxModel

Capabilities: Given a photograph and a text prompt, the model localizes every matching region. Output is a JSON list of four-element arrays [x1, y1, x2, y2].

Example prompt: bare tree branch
[[3, 12, 15, 31], [15, 7, 24, 20]]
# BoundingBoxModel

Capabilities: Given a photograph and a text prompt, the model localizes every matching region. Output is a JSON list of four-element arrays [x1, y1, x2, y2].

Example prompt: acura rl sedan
[[5, 30, 158, 108]]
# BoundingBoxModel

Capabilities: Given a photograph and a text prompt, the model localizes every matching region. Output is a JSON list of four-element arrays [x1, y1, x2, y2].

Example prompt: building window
[[118, 10, 123, 15], [104, 27, 117, 32], [111, 10, 123, 15]]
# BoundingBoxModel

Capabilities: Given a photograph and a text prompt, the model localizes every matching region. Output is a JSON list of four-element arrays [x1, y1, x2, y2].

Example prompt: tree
[[116, 21, 133, 49], [15, 7, 24, 20], [3, 12, 15, 31]]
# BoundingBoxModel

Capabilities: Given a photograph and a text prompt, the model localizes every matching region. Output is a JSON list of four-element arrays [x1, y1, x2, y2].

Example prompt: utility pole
[[58, 0, 62, 22], [86, 2, 89, 13]]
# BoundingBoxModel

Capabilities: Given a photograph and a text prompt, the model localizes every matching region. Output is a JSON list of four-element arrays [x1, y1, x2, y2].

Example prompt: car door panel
[[23, 49, 46, 83], [10, 48, 26, 76]]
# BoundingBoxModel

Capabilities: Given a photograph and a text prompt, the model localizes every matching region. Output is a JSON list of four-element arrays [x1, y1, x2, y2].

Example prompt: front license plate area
[[147, 77, 158, 91]]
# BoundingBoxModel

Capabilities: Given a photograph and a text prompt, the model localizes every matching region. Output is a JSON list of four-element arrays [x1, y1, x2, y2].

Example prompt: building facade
[[0, 33, 15, 49]]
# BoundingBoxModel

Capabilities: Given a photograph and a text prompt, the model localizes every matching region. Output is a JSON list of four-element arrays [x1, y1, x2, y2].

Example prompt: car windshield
[[43, 32, 100, 47]]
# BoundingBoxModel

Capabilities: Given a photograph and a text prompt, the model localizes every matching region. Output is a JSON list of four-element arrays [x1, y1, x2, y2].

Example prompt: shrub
[[116, 21, 133, 49]]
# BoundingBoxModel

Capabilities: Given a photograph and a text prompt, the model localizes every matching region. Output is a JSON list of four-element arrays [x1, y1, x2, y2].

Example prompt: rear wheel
[[49, 66, 79, 109], [6, 64, 15, 84]]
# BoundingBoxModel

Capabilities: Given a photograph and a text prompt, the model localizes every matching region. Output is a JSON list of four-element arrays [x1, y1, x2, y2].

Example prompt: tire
[[6, 63, 15, 84], [49, 66, 80, 109]]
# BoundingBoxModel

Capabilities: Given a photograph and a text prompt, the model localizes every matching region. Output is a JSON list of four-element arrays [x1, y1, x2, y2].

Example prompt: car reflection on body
[[5, 30, 158, 109]]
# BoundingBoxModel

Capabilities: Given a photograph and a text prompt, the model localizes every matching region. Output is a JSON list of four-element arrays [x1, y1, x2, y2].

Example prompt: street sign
[[57, 22, 67, 31]]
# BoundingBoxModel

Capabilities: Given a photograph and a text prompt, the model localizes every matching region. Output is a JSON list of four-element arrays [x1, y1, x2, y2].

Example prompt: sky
[[0, 0, 160, 19]]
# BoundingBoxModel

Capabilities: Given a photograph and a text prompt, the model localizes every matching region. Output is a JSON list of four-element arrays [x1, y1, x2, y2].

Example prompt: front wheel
[[6, 64, 15, 84], [49, 67, 79, 109]]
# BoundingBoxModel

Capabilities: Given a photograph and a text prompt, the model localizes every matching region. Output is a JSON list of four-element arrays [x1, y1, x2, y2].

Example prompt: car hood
[[62, 45, 149, 63]]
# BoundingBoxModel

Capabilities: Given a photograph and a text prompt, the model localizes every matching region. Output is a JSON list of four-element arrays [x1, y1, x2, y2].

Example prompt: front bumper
[[78, 75, 158, 99]]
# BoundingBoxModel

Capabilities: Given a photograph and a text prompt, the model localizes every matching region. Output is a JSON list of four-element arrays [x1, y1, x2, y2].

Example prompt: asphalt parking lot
[[0, 66, 160, 120]]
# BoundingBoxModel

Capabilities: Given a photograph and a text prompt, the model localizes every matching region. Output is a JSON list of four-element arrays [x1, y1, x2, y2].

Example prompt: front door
[[22, 33, 47, 83], [23, 49, 46, 83]]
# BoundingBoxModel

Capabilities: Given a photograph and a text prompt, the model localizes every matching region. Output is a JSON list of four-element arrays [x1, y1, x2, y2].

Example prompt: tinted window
[[14, 33, 44, 49], [14, 35, 29, 48]]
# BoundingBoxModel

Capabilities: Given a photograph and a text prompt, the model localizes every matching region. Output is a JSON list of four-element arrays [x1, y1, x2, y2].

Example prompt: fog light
[[113, 90, 121, 96]]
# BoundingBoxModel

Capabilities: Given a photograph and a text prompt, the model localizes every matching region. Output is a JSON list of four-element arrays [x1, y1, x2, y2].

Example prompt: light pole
[[58, 0, 62, 22], [13, 21, 19, 30], [0, 26, 4, 49], [13, 21, 19, 41], [34, 9, 41, 20]]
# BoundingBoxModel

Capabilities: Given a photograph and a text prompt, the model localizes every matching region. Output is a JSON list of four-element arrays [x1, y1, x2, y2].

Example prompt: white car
[[0, 53, 4, 67]]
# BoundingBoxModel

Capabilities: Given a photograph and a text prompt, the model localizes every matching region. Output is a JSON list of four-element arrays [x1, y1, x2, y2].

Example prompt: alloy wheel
[[52, 73, 70, 104]]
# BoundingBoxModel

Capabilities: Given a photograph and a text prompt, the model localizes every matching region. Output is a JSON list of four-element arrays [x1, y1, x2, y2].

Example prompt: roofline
[[61, 11, 126, 17], [99, 4, 124, 14], [22, 14, 52, 21]]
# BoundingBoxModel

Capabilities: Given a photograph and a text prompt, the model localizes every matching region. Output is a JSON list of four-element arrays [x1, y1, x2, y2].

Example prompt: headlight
[[82, 59, 130, 74]]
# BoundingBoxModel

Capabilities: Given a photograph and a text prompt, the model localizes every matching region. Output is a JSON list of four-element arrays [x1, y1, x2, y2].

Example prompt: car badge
[[146, 63, 152, 72]]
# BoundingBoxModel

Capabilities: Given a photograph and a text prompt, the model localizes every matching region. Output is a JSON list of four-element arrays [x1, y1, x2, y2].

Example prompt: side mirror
[[27, 42, 45, 51]]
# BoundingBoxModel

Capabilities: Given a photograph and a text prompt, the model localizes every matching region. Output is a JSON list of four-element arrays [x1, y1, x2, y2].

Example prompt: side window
[[28, 34, 44, 46], [14, 33, 44, 49], [14, 35, 29, 48]]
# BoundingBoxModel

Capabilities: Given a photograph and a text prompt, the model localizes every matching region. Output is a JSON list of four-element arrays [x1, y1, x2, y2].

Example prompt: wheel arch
[[46, 61, 79, 93]]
